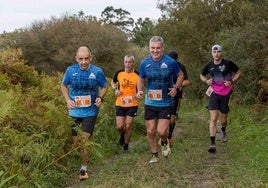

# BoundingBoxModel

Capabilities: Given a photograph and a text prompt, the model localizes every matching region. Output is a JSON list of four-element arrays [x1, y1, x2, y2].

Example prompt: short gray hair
[[149, 36, 164, 47]]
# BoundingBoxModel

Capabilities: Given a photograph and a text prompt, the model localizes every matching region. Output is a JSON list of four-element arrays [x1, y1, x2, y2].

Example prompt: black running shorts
[[71, 116, 97, 136]]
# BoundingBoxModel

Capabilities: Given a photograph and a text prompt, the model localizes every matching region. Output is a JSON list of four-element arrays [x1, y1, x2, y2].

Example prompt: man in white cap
[[200, 44, 241, 153]]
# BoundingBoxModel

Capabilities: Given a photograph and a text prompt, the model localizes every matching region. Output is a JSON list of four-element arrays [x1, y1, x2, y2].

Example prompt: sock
[[123, 143, 129, 151], [161, 139, 168, 146], [81, 165, 87, 171], [152, 152, 158, 157], [210, 136, 216, 145], [168, 123, 175, 139]]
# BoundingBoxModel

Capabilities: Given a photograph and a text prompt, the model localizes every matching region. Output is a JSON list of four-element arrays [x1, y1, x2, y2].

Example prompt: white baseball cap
[[212, 44, 222, 51]]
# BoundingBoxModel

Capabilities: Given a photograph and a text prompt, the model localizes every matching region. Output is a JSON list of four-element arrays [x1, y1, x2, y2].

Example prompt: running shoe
[[79, 170, 89, 181], [149, 155, 158, 164], [123, 143, 129, 152], [222, 132, 228, 142], [208, 144, 216, 153], [162, 144, 171, 157], [118, 133, 125, 146]]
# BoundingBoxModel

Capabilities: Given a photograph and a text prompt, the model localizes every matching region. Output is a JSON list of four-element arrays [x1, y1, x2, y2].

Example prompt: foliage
[[156, 0, 268, 104], [100, 6, 134, 33], [11, 13, 129, 77], [0, 49, 146, 187], [0, 1, 267, 104], [0, 48, 40, 89], [131, 18, 158, 47], [0, 49, 71, 187]]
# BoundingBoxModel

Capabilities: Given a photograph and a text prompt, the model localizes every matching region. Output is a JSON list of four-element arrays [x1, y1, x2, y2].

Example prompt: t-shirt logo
[[89, 73, 96, 79], [219, 65, 225, 72], [161, 62, 168, 69]]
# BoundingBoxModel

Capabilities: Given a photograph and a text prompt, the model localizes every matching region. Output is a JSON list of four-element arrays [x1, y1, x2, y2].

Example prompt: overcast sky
[[0, 0, 162, 34]]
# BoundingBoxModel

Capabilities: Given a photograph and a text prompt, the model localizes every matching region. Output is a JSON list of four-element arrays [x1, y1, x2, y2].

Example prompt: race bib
[[121, 96, 134, 106], [206, 86, 214, 96], [75, 95, 91, 107], [148, 89, 162, 101]]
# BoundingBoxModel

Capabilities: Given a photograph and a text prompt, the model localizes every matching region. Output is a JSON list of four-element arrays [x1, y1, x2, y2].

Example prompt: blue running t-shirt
[[62, 64, 107, 117], [139, 55, 180, 107]]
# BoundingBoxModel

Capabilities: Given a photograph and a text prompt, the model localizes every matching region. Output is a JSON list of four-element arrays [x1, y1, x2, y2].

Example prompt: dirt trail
[[66, 116, 227, 188]]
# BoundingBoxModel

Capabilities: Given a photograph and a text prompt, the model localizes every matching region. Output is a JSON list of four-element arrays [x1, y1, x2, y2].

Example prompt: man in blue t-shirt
[[61, 46, 108, 180], [136, 36, 183, 163]]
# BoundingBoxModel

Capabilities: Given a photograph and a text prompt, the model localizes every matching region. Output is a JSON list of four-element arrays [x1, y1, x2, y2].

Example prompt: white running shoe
[[161, 144, 171, 157], [149, 155, 158, 164]]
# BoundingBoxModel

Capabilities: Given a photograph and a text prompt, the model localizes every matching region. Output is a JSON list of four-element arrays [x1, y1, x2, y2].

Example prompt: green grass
[[71, 100, 268, 188], [1, 95, 267, 187]]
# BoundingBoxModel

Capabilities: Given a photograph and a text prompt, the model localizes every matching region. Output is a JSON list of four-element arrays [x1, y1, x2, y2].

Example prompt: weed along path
[[66, 108, 264, 187]]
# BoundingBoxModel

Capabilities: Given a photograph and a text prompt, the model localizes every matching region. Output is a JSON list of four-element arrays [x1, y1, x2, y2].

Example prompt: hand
[[94, 97, 102, 107], [168, 87, 177, 97], [67, 99, 76, 109], [136, 91, 144, 99], [206, 79, 212, 86], [224, 80, 233, 86], [114, 89, 121, 96]]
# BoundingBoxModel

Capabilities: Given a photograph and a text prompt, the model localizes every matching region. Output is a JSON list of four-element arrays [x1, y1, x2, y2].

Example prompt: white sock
[[81, 165, 87, 171]]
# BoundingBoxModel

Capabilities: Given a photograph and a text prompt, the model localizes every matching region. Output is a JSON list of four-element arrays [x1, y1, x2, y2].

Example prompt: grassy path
[[67, 109, 224, 187], [67, 103, 267, 187]]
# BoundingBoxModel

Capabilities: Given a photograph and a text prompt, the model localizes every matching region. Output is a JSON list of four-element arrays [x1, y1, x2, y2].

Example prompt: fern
[[0, 90, 19, 122]]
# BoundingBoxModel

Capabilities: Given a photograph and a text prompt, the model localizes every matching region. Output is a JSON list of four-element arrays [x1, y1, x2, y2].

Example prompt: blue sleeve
[[98, 69, 107, 87], [62, 68, 70, 86], [139, 61, 146, 78]]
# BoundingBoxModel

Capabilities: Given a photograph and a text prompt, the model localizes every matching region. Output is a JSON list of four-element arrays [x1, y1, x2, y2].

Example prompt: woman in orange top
[[111, 54, 139, 152]]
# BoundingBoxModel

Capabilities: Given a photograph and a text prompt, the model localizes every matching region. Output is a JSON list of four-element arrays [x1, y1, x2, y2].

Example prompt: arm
[[224, 69, 242, 86], [232, 69, 241, 83], [95, 85, 108, 107], [61, 84, 75, 109], [174, 71, 184, 89], [111, 80, 121, 96], [200, 74, 212, 86], [180, 64, 190, 88], [136, 78, 145, 99], [182, 79, 190, 88], [99, 85, 108, 99], [169, 70, 184, 97]]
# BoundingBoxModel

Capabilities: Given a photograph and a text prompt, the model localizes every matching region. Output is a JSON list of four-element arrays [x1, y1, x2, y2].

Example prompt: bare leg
[[220, 113, 228, 128], [209, 110, 219, 137], [116, 116, 126, 134], [157, 119, 170, 141], [124, 116, 134, 144], [146, 119, 157, 153], [81, 132, 91, 166]]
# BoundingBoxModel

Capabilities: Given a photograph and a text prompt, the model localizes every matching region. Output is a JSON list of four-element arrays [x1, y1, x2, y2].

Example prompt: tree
[[156, 0, 268, 104], [100, 6, 134, 33], [131, 18, 157, 47], [12, 13, 129, 76]]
